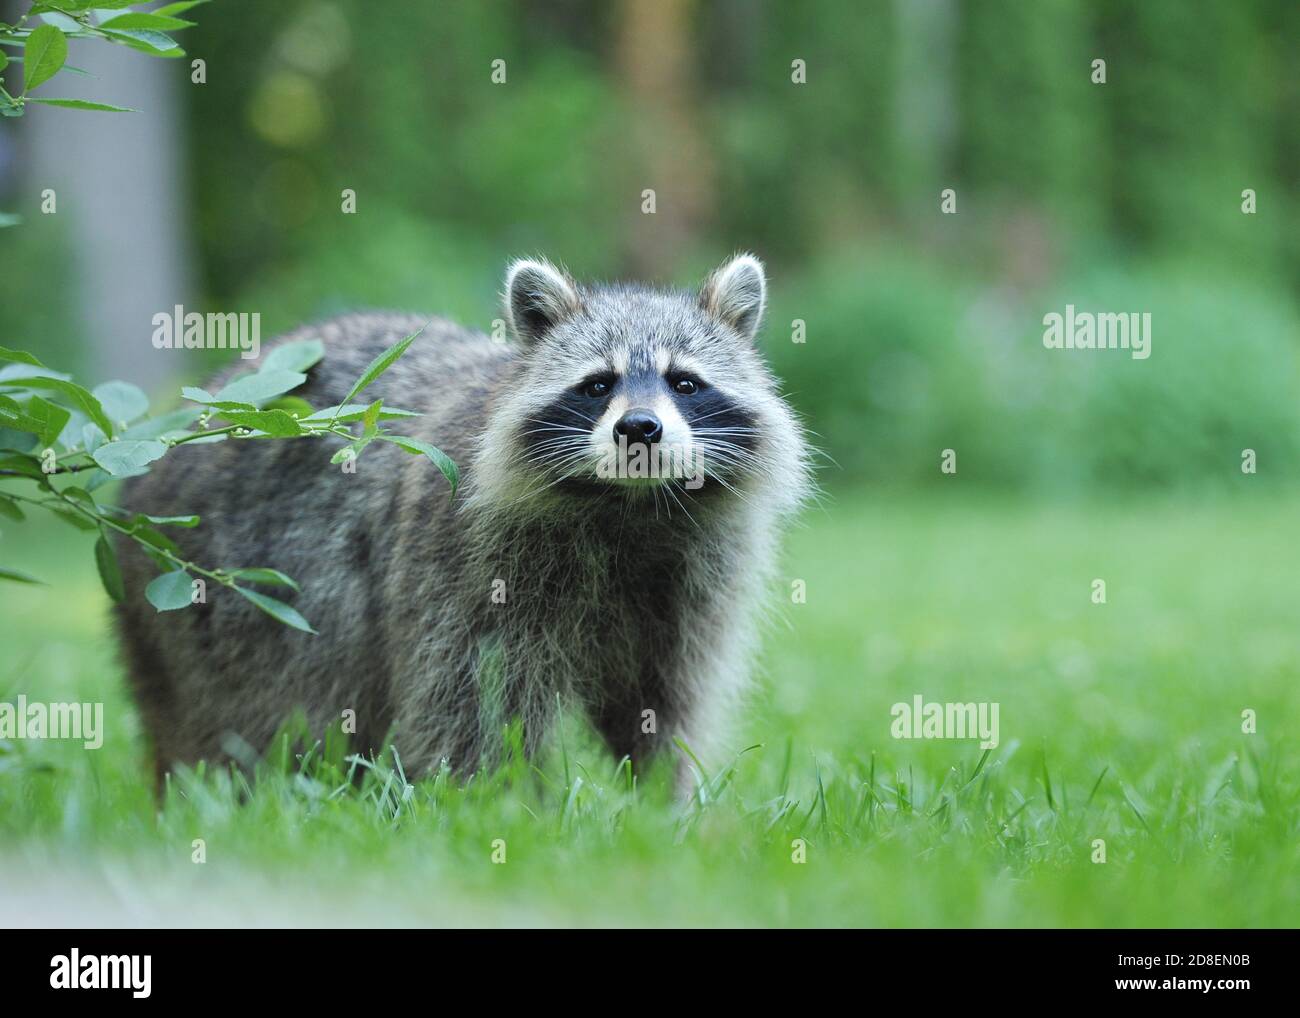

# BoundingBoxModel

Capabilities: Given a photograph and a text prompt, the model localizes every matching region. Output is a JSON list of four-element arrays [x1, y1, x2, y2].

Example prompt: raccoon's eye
[[580, 378, 612, 399], [672, 377, 700, 396]]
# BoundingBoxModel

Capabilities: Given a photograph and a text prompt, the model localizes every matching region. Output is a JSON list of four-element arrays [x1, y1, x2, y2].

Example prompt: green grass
[[2, 490, 1298, 927]]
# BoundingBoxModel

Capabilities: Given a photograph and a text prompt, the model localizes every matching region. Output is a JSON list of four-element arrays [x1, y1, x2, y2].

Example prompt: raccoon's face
[[491, 254, 794, 505]]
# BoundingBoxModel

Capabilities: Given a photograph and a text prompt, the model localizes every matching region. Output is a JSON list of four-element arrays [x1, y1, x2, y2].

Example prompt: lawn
[[1, 489, 1297, 927]]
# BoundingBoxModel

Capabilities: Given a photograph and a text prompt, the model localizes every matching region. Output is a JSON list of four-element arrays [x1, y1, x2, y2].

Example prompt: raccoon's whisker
[[503, 461, 588, 509], [699, 470, 760, 511], [693, 435, 759, 455], [695, 451, 756, 471], [687, 405, 750, 426], [662, 481, 701, 530], [614, 491, 634, 557], [524, 438, 589, 458], [524, 417, 593, 432], [692, 431, 760, 446], [691, 441, 759, 470], [519, 451, 585, 471], [686, 443, 764, 508], [521, 425, 591, 437], [693, 441, 757, 457], [692, 428, 759, 442], [526, 408, 598, 426], [522, 435, 591, 457]]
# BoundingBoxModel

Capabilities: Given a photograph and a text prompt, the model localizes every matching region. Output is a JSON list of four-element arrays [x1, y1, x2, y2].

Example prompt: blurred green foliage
[[769, 253, 1300, 490], [2, 0, 1296, 491]]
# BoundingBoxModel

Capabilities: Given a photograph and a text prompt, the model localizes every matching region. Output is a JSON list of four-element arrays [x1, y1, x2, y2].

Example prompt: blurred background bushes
[[1, 0, 1295, 492]]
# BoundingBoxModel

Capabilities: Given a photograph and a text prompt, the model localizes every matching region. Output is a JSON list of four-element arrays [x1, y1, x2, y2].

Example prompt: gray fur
[[115, 255, 810, 793]]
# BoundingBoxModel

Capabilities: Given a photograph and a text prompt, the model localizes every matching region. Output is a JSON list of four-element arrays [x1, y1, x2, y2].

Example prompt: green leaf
[[0, 452, 46, 479], [378, 435, 459, 496], [124, 512, 199, 528], [121, 406, 201, 440], [228, 567, 300, 592], [1, 375, 113, 436], [94, 533, 125, 603], [99, 28, 180, 54], [24, 395, 69, 447], [181, 386, 230, 406], [0, 212, 22, 229], [214, 408, 303, 437], [111, 39, 187, 60], [23, 24, 67, 94], [92, 380, 149, 428], [0, 393, 68, 446], [0, 364, 69, 382], [81, 422, 107, 454], [0, 52, 8, 74], [0, 393, 28, 419], [212, 370, 307, 407], [81, 469, 114, 493], [330, 442, 363, 465], [64, 486, 97, 512], [131, 525, 182, 567], [234, 586, 315, 633], [34, 11, 81, 32], [301, 403, 419, 424], [54, 409, 86, 451], [91, 438, 168, 475], [34, 0, 135, 10], [27, 395, 70, 448], [0, 494, 24, 521], [362, 399, 382, 437], [153, 1, 211, 16], [46, 0, 137, 9], [0, 426, 39, 455], [262, 395, 315, 417], [98, 12, 197, 31], [334, 324, 427, 418], [25, 98, 136, 112], [145, 569, 192, 611], [51, 506, 97, 531], [0, 566, 42, 584], [259, 338, 323, 375]]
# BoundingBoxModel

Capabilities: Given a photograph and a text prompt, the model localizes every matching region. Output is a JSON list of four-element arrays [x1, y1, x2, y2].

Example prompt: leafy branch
[[0, 330, 457, 633], [0, 0, 458, 634], [0, 1, 204, 116], [1, 1, 207, 224]]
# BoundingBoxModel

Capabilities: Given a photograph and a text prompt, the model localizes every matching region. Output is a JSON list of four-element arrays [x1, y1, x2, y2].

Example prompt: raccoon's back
[[121, 311, 512, 520], [112, 311, 514, 740]]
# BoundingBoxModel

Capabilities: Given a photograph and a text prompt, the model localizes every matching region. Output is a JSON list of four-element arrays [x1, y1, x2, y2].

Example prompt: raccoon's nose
[[614, 409, 663, 447]]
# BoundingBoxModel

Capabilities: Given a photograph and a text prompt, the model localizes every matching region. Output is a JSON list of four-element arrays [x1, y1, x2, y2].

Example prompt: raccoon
[[115, 254, 810, 794]]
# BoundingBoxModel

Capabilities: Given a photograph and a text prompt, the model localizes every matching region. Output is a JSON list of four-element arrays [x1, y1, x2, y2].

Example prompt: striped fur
[[115, 255, 810, 793]]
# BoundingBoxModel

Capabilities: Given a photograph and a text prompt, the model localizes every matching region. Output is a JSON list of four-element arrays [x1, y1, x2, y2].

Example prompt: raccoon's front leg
[[589, 671, 707, 798], [388, 633, 563, 777], [591, 685, 675, 768]]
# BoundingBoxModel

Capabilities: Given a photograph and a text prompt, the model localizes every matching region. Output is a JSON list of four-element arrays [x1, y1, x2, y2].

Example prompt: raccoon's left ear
[[505, 258, 581, 345], [700, 253, 767, 342]]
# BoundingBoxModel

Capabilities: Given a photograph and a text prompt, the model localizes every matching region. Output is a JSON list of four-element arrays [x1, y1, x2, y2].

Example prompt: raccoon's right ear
[[699, 253, 767, 343], [504, 258, 581, 345]]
